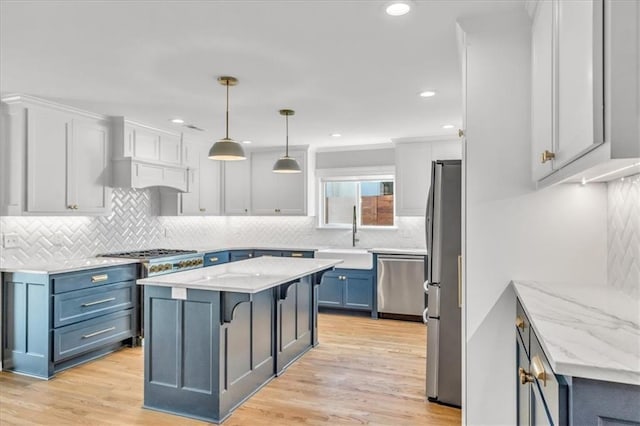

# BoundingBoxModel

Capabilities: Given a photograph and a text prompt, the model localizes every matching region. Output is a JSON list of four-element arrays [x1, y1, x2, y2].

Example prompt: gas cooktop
[[100, 249, 198, 259]]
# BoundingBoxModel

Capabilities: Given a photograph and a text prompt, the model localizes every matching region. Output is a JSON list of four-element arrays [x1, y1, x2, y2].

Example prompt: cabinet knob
[[244, 208, 248, 213], [531, 356, 547, 386], [68, 205, 74, 210], [541, 150, 556, 164], [515, 316, 525, 330], [458, 129, 465, 138], [74, 204, 79, 210], [518, 367, 534, 385], [199, 208, 206, 212]]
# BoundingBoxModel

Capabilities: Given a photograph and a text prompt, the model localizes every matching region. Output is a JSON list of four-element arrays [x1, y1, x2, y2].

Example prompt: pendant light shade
[[208, 76, 246, 161], [273, 109, 302, 173]]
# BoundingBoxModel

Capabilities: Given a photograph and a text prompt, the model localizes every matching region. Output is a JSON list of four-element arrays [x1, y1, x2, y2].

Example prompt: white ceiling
[[0, 0, 524, 149]]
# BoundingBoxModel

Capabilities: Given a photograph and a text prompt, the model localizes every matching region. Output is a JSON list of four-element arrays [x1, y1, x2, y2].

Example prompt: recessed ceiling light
[[386, 2, 411, 16], [419, 90, 436, 98], [170, 118, 184, 124], [442, 124, 455, 129], [242, 140, 252, 144], [331, 133, 342, 138]]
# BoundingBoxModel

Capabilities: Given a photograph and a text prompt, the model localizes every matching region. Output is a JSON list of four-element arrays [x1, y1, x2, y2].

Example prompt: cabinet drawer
[[516, 299, 530, 355], [530, 329, 568, 425], [254, 250, 283, 257], [282, 251, 313, 258], [203, 251, 230, 267], [53, 309, 134, 362], [53, 281, 135, 328], [52, 265, 137, 294]]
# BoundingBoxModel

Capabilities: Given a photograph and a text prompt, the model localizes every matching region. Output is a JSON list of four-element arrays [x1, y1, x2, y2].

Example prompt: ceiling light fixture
[[208, 76, 246, 161], [386, 1, 411, 16], [331, 133, 342, 138], [242, 140, 252, 144], [273, 109, 302, 174], [442, 124, 455, 129], [419, 90, 436, 98], [170, 118, 185, 124]]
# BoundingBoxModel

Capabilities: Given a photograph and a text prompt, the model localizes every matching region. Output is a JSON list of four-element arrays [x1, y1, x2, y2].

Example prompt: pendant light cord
[[225, 81, 230, 139], [285, 114, 289, 157]]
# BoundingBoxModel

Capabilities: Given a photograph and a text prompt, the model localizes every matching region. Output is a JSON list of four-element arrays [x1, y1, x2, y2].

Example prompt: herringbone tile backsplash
[[607, 174, 640, 297], [0, 188, 425, 264]]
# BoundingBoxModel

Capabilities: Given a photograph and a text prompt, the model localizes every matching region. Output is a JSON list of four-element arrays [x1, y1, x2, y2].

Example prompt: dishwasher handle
[[377, 255, 425, 262]]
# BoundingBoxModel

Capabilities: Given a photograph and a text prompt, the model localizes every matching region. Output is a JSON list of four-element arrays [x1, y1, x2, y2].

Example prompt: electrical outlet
[[51, 233, 64, 246], [2, 233, 18, 248]]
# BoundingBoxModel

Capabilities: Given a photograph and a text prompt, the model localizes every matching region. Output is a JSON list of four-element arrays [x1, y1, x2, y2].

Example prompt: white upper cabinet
[[554, 0, 604, 168], [159, 138, 221, 216], [111, 117, 188, 191], [395, 139, 461, 216], [222, 157, 251, 215], [531, 0, 554, 181], [531, 0, 639, 186], [1, 95, 111, 215], [250, 148, 307, 216]]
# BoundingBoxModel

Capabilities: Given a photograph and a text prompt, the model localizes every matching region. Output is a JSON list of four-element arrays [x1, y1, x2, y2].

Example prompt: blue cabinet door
[[344, 275, 373, 310], [318, 272, 343, 306]]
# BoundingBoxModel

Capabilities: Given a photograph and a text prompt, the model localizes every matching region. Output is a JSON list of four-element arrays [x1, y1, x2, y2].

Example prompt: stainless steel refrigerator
[[424, 159, 461, 407]]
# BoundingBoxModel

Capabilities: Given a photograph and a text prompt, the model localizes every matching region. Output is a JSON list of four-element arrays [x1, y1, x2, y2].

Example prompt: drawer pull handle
[[209, 257, 219, 262], [519, 367, 534, 384], [531, 356, 547, 386], [82, 326, 116, 339], [516, 316, 525, 330], [82, 297, 116, 307], [91, 274, 109, 283], [291, 253, 304, 257]]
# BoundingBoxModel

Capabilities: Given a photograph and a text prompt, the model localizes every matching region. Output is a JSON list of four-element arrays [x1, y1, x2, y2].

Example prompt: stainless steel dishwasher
[[377, 254, 425, 319]]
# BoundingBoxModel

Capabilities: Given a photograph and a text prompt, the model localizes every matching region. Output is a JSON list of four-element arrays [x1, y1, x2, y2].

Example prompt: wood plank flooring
[[0, 313, 460, 425]]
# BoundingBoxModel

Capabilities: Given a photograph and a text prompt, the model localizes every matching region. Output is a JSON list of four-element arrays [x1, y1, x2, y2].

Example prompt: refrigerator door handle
[[423, 280, 429, 293], [431, 163, 443, 284], [422, 307, 429, 324]]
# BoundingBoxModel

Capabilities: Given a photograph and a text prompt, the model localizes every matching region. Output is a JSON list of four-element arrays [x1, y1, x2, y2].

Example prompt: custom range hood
[[111, 117, 190, 192]]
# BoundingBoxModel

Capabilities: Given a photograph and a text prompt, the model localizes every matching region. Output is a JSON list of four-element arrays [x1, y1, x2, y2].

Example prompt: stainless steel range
[[101, 248, 204, 277], [100, 248, 205, 341]]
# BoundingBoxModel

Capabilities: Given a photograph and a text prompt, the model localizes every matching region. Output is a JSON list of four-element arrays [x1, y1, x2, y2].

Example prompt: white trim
[[315, 166, 395, 178]]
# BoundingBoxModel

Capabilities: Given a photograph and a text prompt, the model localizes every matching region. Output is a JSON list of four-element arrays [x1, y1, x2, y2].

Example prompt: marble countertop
[[137, 257, 342, 293], [0, 257, 140, 274], [512, 281, 640, 386], [186, 245, 427, 256]]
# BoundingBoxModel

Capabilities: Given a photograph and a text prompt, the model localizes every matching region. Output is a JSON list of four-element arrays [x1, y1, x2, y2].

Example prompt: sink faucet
[[352, 205, 359, 247]]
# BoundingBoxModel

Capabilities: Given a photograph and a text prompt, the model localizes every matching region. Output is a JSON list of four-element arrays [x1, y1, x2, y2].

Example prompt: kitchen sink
[[314, 248, 373, 270]]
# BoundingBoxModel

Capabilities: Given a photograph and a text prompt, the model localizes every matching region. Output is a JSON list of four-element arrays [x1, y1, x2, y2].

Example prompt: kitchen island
[[136, 256, 341, 424]]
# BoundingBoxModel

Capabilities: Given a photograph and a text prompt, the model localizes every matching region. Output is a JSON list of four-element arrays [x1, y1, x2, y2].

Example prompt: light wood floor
[[0, 313, 460, 425]]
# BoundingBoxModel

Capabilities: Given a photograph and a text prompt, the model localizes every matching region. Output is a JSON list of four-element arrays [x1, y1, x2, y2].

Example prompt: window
[[321, 177, 394, 228]]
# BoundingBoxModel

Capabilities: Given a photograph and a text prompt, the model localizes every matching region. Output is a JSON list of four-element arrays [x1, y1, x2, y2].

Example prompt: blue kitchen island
[[136, 256, 341, 424]]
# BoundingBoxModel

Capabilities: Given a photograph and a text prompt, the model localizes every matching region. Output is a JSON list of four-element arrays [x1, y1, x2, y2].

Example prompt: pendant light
[[208, 76, 246, 161], [273, 109, 302, 173]]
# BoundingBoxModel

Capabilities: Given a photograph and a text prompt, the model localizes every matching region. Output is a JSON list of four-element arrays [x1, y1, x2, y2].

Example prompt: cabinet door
[[531, 382, 552, 426], [69, 118, 110, 213], [555, 0, 604, 168], [344, 275, 373, 309], [318, 273, 343, 306], [26, 106, 73, 213], [250, 151, 280, 215], [198, 150, 221, 215], [516, 338, 531, 426], [131, 127, 160, 161], [180, 169, 200, 214], [223, 158, 251, 215], [275, 150, 306, 215], [182, 139, 200, 169], [531, 0, 554, 180], [159, 134, 181, 165], [395, 142, 432, 216]]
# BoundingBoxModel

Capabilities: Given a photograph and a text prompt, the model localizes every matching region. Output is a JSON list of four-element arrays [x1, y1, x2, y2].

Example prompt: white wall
[[459, 11, 608, 425]]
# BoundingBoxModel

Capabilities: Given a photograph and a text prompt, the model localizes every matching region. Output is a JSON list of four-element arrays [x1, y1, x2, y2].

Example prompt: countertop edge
[[512, 280, 640, 386], [0, 258, 141, 274]]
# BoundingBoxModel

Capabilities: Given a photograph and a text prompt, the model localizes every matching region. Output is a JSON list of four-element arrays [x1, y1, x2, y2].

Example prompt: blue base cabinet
[[2, 264, 137, 379], [142, 274, 316, 423], [203, 251, 230, 267], [317, 268, 375, 316]]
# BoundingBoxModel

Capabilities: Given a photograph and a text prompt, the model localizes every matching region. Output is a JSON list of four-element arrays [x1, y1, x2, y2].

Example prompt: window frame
[[316, 166, 396, 230]]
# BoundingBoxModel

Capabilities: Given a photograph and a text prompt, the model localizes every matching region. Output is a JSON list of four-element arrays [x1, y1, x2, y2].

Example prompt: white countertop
[[0, 257, 140, 274], [185, 245, 427, 256], [369, 247, 427, 255], [512, 280, 640, 386], [137, 257, 342, 293]]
